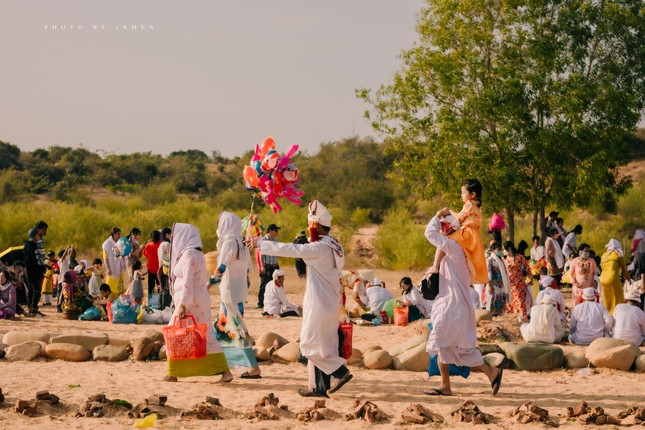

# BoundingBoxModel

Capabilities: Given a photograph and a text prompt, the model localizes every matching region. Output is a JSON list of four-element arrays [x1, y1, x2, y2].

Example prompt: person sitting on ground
[[399, 276, 431, 321], [520, 295, 564, 343], [352, 275, 369, 311], [0, 269, 17, 319], [535, 276, 566, 321], [612, 291, 645, 347], [365, 278, 394, 315], [569, 287, 613, 345], [60, 269, 94, 320], [262, 269, 300, 318]]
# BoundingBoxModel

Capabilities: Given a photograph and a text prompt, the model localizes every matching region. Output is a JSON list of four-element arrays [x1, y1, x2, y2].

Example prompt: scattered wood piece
[[618, 405, 645, 425], [566, 401, 621, 425], [145, 394, 167, 407], [511, 402, 558, 427], [344, 400, 389, 422], [450, 400, 494, 425], [401, 403, 444, 424], [296, 400, 330, 422]]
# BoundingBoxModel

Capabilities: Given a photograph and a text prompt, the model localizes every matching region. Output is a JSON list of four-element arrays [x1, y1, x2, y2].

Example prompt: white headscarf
[[605, 239, 623, 257], [308, 200, 333, 227], [546, 236, 564, 269], [634, 229, 645, 241], [272, 269, 285, 280], [170, 223, 202, 277], [582, 287, 596, 301], [536, 294, 558, 334], [487, 251, 510, 295], [539, 276, 555, 289], [216, 211, 245, 259]]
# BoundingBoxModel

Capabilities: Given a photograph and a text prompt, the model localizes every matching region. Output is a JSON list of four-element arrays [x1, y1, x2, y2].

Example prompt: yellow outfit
[[449, 200, 487, 284], [42, 268, 54, 296], [600, 250, 627, 314]]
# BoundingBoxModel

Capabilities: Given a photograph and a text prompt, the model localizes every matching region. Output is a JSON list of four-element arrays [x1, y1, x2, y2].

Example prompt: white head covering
[[373, 277, 382, 287], [625, 290, 642, 303], [442, 215, 461, 230], [605, 239, 623, 257], [634, 229, 645, 241], [539, 276, 555, 289], [272, 269, 285, 280], [541, 294, 558, 306], [582, 287, 596, 301], [170, 223, 202, 276], [216, 211, 243, 251], [308, 200, 332, 227]]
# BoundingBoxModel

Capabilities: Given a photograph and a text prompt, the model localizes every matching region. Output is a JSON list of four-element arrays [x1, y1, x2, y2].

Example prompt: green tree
[[359, 0, 645, 241]]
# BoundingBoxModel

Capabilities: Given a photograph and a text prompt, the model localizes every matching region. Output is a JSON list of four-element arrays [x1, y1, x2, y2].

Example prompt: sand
[[1, 265, 644, 429]]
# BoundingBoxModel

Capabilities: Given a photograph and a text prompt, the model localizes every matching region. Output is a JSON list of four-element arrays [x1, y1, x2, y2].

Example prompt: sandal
[[491, 368, 503, 395], [240, 371, 262, 379], [423, 388, 451, 396]]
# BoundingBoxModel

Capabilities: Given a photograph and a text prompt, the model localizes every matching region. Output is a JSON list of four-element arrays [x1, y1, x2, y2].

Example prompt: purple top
[[0, 282, 17, 315]]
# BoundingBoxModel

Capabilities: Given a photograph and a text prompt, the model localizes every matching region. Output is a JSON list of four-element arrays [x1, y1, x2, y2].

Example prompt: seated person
[[399, 276, 431, 321], [262, 270, 300, 318], [360, 278, 394, 321], [520, 295, 564, 343], [569, 287, 612, 345], [612, 291, 645, 346], [61, 269, 94, 319], [0, 269, 17, 319], [535, 276, 566, 320], [352, 275, 369, 311]]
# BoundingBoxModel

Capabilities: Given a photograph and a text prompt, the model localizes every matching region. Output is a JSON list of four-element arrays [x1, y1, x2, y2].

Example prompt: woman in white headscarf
[[164, 223, 233, 383], [213, 212, 261, 378], [600, 239, 628, 314], [520, 295, 564, 343]]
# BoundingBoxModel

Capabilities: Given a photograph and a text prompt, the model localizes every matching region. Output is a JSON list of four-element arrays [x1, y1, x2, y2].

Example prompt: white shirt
[[263, 280, 298, 316], [535, 288, 567, 320], [613, 304, 645, 346], [102, 237, 125, 277], [402, 286, 432, 317], [569, 301, 612, 345], [217, 237, 250, 306], [366, 286, 394, 314], [157, 241, 170, 275], [563, 232, 578, 259], [531, 245, 545, 261], [520, 304, 564, 343]]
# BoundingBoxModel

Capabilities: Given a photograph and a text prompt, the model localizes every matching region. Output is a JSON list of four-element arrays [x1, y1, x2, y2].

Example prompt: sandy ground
[[1, 265, 644, 430]]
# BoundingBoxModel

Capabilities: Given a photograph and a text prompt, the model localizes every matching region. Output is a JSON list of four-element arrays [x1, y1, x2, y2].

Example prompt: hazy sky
[[0, 1, 423, 158]]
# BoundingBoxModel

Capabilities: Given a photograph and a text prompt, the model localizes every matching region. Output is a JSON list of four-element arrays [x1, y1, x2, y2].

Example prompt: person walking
[[257, 224, 281, 308]]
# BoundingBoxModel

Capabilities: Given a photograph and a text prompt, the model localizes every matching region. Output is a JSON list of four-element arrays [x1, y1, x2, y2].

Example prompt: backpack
[[420, 273, 439, 301]]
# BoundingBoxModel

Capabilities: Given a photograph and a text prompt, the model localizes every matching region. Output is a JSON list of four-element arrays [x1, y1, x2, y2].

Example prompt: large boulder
[[45, 343, 91, 362], [93, 345, 130, 362], [478, 344, 505, 355], [363, 349, 392, 370], [362, 345, 383, 355], [388, 335, 428, 357], [274, 342, 300, 363], [253, 346, 272, 361], [0, 342, 8, 359], [585, 338, 641, 371], [500, 343, 564, 371], [131, 337, 156, 361], [256, 332, 289, 349], [564, 353, 590, 369], [634, 355, 645, 373], [33, 341, 49, 358], [347, 348, 363, 366], [107, 337, 131, 347], [158, 345, 167, 360], [143, 330, 164, 344], [392, 342, 429, 372], [475, 309, 493, 322], [483, 353, 509, 369], [2, 331, 52, 345], [5, 341, 43, 361], [50, 333, 108, 352]]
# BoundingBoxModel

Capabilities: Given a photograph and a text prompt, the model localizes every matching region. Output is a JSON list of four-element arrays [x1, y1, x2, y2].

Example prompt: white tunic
[[263, 280, 298, 316], [563, 232, 578, 259], [569, 301, 612, 345], [402, 286, 432, 317], [102, 237, 125, 277], [530, 245, 545, 261], [366, 286, 394, 314], [259, 235, 344, 365], [520, 304, 564, 343], [535, 288, 567, 320], [613, 304, 645, 346], [424, 217, 483, 367], [217, 236, 251, 306]]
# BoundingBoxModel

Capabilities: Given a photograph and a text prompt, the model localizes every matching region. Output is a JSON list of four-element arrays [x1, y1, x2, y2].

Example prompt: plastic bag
[[111, 295, 140, 324], [148, 292, 161, 310], [161, 306, 173, 324], [141, 306, 164, 324], [394, 305, 409, 326], [78, 306, 102, 321], [428, 354, 470, 379], [162, 315, 207, 360]]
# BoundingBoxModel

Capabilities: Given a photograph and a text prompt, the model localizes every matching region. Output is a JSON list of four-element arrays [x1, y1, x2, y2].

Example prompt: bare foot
[[216, 370, 234, 383], [161, 375, 178, 382]]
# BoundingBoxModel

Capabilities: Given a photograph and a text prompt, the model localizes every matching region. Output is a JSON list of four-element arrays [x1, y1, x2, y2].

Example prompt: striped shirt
[[260, 235, 279, 266]]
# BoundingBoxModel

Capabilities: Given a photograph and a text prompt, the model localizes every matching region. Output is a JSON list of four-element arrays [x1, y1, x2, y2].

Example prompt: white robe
[[102, 237, 126, 277], [569, 301, 612, 345], [424, 217, 483, 367], [217, 235, 251, 307], [366, 286, 394, 314], [520, 304, 564, 343], [402, 286, 432, 317], [264, 280, 299, 316], [546, 237, 564, 269], [530, 245, 545, 261], [612, 304, 645, 346], [563, 232, 578, 259], [535, 288, 567, 320], [259, 235, 346, 376]]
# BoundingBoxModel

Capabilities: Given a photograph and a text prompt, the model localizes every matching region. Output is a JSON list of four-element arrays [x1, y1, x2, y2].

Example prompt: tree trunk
[[532, 210, 538, 237], [506, 207, 515, 244], [539, 206, 547, 243]]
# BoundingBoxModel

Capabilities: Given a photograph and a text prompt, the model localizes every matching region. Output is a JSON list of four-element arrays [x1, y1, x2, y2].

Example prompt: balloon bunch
[[241, 213, 264, 246], [243, 136, 304, 213]]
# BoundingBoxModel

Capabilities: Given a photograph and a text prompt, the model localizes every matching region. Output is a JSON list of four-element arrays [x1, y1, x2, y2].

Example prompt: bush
[[374, 207, 433, 270], [351, 207, 371, 228]]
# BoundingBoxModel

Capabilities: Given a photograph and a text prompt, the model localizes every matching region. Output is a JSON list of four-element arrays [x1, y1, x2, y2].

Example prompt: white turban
[[582, 287, 596, 301], [308, 200, 332, 227], [605, 239, 623, 257], [625, 290, 642, 303], [272, 269, 285, 280], [539, 276, 555, 289], [373, 277, 382, 287]]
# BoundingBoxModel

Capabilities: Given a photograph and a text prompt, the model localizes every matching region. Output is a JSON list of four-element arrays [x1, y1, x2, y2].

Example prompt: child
[[128, 260, 145, 303], [41, 251, 56, 305], [0, 269, 17, 319], [87, 258, 104, 297], [430, 179, 487, 284]]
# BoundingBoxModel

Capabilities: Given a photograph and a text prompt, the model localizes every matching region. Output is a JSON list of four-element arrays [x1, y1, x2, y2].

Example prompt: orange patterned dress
[[504, 254, 530, 318], [449, 200, 487, 284]]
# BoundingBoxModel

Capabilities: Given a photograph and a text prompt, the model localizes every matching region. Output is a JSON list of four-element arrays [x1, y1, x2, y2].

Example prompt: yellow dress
[[600, 250, 627, 315], [449, 200, 487, 284]]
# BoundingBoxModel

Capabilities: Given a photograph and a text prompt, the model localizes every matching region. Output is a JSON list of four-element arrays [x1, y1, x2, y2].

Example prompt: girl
[[142, 230, 162, 297], [87, 258, 104, 297], [128, 260, 145, 303], [430, 179, 487, 285], [503, 241, 532, 322], [399, 276, 431, 321], [0, 269, 17, 319], [485, 242, 509, 315]]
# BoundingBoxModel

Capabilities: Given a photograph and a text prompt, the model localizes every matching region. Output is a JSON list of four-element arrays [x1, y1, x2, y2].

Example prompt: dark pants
[[313, 364, 349, 394], [295, 259, 307, 278], [258, 265, 278, 307], [147, 272, 159, 296], [27, 276, 43, 313]]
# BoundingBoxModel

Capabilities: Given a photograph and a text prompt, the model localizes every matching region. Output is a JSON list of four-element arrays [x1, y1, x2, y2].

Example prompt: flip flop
[[491, 368, 503, 395], [240, 371, 262, 379], [423, 388, 451, 396]]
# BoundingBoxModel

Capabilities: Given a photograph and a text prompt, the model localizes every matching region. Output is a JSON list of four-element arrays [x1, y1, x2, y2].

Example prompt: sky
[[0, 1, 424, 158]]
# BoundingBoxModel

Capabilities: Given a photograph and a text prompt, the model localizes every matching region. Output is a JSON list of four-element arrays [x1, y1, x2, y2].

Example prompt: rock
[[347, 348, 363, 366], [50, 333, 109, 352], [483, 352, 509, 369], [388, 335, 428, 357], [475, 309, 493, 322], [92, 345, 130, 362], [362, 345, 382, 355], [564, 353, 590, 369], [2, 331, 52, 345], [33, 341, 49, 358], [500, 343, 564, 371], [0, 342, 7, 359], [478, 343, 505, 355], [585, 338, 641, 371], [633, 355, 645, 373], [131, 337, 156, 361], [5, 341, 43, 361], [256, 332, 289, 349], [392, 342, 429, 372], [143, 330, 164, 344], [107, 337, 131, 347], [253, 346, 271, 361], [363, 349, 392, 369], [45, 343, 91, 362], [158, 345, 167, 360], [274, 342, 300, 363], [151, 341, 163, 358]]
